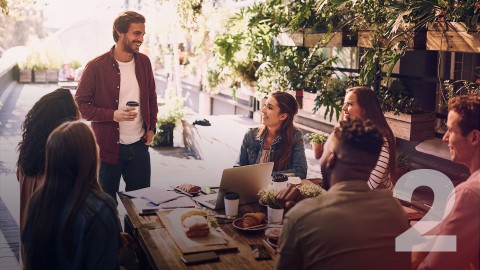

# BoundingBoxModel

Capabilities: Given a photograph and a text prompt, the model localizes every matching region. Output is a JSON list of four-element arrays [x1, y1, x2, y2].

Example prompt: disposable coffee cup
[[126, 101, 139, 112], [271, 174, 288, 191], [224, 192, 239, 216], [287, 177, 302, 187]]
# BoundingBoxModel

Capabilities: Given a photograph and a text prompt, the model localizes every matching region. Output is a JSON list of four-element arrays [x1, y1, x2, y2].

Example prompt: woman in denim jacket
[[236, 91, 308, 179]]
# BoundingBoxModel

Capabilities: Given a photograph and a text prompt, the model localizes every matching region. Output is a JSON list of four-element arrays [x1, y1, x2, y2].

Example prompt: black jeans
[[100, 140, 151, 203]]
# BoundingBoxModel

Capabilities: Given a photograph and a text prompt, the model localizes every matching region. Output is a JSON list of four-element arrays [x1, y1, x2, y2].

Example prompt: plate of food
[[232, 212, 267, 231], [174, 184, 202, 196]]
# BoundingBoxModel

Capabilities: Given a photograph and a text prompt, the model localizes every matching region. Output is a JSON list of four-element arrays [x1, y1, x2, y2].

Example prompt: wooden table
[[118, 193, 276, 270]]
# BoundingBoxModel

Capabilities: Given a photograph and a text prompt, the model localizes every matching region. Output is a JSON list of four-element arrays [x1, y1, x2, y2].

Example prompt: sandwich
[[180, 209, 210, 237]]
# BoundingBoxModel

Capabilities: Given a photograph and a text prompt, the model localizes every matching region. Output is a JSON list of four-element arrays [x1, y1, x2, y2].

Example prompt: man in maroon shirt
[[75, 11, 158, 202]]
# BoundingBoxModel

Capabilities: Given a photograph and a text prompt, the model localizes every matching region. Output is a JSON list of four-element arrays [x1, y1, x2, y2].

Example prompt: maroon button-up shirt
[[75, 46, 158, 164]]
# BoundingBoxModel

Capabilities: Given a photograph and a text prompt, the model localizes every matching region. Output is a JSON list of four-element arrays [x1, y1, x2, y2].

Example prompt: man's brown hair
[[113, 11, 145, 42], [448, 95, 480, 136]]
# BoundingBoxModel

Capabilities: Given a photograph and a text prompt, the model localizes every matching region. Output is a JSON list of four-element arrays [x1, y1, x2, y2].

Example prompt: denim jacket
[[235, 128, 308, 179]]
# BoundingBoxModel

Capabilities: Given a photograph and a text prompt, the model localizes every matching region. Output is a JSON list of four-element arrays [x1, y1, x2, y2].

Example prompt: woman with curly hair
[[17, 88, 80, 232], [236, 91, 308, 179]]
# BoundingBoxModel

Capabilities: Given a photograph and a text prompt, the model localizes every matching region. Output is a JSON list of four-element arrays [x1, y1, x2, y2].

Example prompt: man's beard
[[123, 39, 138, 54]]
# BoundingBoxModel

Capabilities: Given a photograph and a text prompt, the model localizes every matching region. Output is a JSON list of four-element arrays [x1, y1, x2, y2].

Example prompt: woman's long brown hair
[[257, 91, 299, 172], [342, 86, 396, 175], [24, 121, 103, 269]]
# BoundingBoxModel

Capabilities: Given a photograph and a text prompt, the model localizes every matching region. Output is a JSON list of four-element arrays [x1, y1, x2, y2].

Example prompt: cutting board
[[157, 209, 238, 254]]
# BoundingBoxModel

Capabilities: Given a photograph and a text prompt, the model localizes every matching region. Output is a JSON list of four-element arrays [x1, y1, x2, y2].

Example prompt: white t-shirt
[[117, 58, 144, 144]]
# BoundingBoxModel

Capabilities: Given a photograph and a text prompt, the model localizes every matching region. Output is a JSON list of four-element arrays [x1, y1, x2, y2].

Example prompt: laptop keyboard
[[206, 199, 217, 206]]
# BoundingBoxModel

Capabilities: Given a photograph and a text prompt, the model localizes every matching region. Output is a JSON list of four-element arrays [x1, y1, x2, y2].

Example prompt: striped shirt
[[368, 138, 393, 190]]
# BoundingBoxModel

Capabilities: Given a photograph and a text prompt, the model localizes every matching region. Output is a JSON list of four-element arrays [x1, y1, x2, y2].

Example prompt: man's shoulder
[[286, 197, 324, 221], [455, 171, 480, 196], [85, 51, 112, 67], [135, 52, 151, 63]]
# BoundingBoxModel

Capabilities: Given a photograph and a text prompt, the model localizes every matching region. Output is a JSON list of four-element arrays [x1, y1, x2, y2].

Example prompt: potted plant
[[17, 58, 34, 83], [305, 132, 328, 159], [378, 80, 436, 141], [151, 87, 187, 147], [298, 184, 323, 199], [277, 0, 357, 48], [426, 1, 480, 53], [442, 68, 480, 111], [257, 188, 283, 224]]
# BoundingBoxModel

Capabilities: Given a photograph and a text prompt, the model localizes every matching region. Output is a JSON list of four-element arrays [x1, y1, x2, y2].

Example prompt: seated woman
[[320, 86, 396, 190], [22, 121, 121, 269], [17, 88, 80, 232], [235, 91, 308, 179], [58, 63, 75, 81]]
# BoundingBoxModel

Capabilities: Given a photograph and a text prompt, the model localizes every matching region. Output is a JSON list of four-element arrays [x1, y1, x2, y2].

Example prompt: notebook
[[193, 162, 274, 210]]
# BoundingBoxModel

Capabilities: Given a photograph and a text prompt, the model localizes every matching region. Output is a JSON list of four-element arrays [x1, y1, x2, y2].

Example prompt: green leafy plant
[[396, 150, 411, 171], [313, 76, 355, 121], [377, 79, 421, 115], [305, 132, 328, 144], [258, 188, 282, 209], [441, 66, 480, 110], [151, 87, 187, 147], [298, 184, 323, 198]]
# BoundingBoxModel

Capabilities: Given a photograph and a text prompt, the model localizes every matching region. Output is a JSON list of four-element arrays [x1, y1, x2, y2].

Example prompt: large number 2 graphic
[[393, 169, 457, 252]]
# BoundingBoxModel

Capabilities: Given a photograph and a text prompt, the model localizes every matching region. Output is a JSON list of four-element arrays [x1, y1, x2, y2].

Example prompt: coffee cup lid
[[224, 192, 239, 200], [126, 101, 139, 107], [272, 174, 288, 182]]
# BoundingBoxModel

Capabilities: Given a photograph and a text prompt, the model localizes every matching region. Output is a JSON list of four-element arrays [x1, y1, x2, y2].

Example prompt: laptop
[[193, 162, 274, 210]]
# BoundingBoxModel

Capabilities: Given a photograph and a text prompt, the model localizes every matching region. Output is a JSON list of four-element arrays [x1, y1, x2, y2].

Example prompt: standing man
[[414, 95, 480, 270], [75, 11, 158, 202], [275, 119, 410, 270]]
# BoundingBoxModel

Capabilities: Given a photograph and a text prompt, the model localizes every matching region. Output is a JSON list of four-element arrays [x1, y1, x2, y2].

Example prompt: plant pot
[[426, 22, 480, 53], [358, 27, 426, 50], [384, 111, 435, 141], [154, 123, 175, 147], [267, 206, 284, 225], [18, 69, 32, 83], [46, 69, 59, 83], [311, 142, 325, 160], [33, 70, 47, 83], [277, 28, 357, 48]]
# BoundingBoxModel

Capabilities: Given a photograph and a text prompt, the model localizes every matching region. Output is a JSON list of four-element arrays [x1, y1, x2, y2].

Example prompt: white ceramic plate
[[232, 218, 268, 231]]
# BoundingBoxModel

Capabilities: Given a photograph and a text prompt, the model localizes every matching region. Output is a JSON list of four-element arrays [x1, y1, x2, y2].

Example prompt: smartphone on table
[[181, 251, 219, 265], [249, 244, 272, 260]]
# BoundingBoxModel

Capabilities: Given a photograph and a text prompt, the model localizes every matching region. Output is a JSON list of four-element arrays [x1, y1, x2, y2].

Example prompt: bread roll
[[242, 212, 265, 228], [180, 209, 203, 222]]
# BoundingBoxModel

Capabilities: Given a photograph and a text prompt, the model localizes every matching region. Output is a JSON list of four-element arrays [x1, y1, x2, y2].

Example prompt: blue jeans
[[99, 140, 151, 203]]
